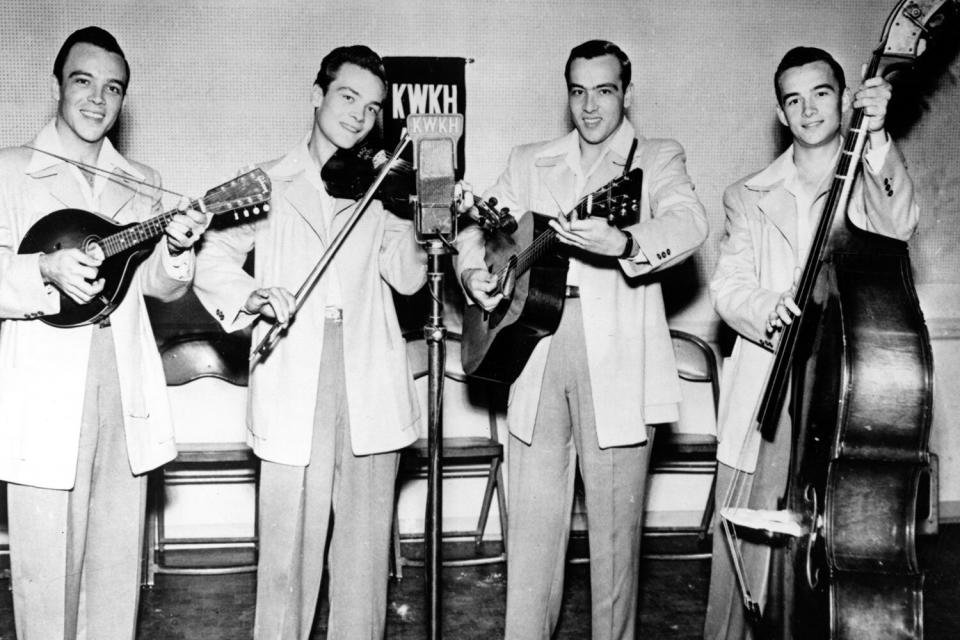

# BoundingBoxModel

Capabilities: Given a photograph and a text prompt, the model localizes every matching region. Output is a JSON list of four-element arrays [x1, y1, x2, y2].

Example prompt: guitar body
[[462, 213, 568, 384], [18, 208, 151, 328]]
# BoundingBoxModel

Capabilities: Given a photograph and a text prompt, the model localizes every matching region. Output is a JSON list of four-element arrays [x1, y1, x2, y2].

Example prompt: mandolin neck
[[97, 201, 202, 259]]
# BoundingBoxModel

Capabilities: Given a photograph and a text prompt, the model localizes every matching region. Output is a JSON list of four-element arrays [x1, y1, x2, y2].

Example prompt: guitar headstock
[[579, 167, 643, 228], [202, 168, 272, 223]]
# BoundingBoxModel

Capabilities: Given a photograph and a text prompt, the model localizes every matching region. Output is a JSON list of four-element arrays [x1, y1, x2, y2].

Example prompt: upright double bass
[[721, 1, 958, 638]]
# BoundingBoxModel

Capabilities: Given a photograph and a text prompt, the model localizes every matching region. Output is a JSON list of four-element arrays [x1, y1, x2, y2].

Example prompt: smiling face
[[567, 54, 632, 150], [310, 62, 385, 164], [776, 60, 850, 150], [52, 42, 127, 152]]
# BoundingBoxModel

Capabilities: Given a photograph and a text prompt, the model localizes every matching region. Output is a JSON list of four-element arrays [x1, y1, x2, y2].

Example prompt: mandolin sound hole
[[82, 236, 104, 258]]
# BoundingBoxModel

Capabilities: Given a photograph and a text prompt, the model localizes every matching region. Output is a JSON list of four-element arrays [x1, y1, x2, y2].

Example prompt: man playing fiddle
[[704, 46, 919, 639], [0, 26, 208, 639], [193, 45, 426, 638]]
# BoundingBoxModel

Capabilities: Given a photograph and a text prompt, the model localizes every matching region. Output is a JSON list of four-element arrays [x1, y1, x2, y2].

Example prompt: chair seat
[[652, 433, 718, 465], [169, 442, 256, 466], [402, 437, 503, 460]]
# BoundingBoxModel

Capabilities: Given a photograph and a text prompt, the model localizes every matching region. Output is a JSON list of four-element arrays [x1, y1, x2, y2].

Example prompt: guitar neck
[[496, 183, 628, 282]]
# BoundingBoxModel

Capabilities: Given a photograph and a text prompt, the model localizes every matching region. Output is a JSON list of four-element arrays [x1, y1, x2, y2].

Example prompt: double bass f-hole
[[804, 482, 822, 591]]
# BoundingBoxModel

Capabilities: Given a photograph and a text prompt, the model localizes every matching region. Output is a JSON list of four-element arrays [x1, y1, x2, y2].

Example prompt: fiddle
[[320, 141, 516, 235], [321, 143, 416, 217]]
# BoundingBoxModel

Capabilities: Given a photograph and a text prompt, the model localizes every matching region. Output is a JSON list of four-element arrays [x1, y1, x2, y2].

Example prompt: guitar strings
[[495, 178, 630, 279]]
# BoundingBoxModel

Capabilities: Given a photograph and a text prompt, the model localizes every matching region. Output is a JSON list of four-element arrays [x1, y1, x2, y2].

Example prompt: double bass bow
[[720, 1, 958, 637]]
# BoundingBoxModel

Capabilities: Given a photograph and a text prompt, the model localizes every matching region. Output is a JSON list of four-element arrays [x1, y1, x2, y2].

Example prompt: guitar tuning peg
[[253, 206, 260, 215]]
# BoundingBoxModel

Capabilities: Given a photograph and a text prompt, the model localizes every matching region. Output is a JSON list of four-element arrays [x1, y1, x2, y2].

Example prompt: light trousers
[[8, 325, 146, 640], [253, 318, 399, 640], [505, 299, 654, 640]]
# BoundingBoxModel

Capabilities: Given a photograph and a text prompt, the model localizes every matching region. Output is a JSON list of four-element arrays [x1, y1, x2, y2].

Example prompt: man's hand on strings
[[461, 268, 503, 312], [38, 247, 105, 305], [166, 204, 212, 256], [244, 287, 296, 325], [549, 212, 629, 256], [766, 286, 802, 334]]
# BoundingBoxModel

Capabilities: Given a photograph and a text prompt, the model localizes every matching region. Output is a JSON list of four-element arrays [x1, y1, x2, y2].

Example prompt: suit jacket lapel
[[26, 164, 85, 213], [535, 158, 576, 216], [283, 174, 328, 243], [757, 186, 798, 256], [99, 170, 138, 221]]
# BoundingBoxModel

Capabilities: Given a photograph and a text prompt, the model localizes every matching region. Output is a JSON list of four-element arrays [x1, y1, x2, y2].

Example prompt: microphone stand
[[422, 233, 453, 640]]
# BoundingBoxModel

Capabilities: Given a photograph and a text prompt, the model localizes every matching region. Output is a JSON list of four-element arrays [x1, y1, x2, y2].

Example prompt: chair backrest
[[160, 332, 250, 387], [160, 332, 249, 443], [667, 329, 720, 438]]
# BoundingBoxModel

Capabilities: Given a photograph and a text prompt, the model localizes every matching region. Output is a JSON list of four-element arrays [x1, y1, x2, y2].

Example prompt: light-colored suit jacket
[[0, 122, 193, 489], [710, 142, 919, 472], [193, 137, 427, 464], [456, 120, 709, 448]]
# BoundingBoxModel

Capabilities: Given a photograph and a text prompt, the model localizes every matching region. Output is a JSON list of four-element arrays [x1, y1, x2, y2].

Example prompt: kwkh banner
[[383, 57, 467, 179]]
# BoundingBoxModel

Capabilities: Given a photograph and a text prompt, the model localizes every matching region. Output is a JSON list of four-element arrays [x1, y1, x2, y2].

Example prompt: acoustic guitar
[[18, 168, 271, 328], [461, 168, 642, 384]]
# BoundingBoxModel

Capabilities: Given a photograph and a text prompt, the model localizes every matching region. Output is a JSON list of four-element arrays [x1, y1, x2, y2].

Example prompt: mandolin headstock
[[201, 168, 272, 223]]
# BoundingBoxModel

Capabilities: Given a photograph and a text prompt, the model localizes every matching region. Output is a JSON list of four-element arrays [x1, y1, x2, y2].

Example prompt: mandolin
[[19, 168, 271, 328], [461, 168, 642, 384]]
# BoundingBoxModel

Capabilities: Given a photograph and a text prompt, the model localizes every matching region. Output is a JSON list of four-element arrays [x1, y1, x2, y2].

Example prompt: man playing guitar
[[457, 39, 708, 639]]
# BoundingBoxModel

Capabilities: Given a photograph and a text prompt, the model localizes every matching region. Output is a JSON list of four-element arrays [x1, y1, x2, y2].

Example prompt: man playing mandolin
[[704, 46, 920, 639], [193, 45, 426, 638], [457, 39, 708, 639], [0, 26, 208, 639]]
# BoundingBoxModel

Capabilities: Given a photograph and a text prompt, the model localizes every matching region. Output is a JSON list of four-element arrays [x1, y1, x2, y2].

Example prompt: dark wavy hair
[[774, 46, 846, 105], [314, 45, 386, 91], [565, 40, 632, 89], [53, 26, 129, 92]]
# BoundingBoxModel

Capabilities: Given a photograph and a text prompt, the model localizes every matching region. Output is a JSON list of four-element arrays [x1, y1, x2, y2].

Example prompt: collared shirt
[[746, 137, 891, 263], [546, 118, 641, 286]]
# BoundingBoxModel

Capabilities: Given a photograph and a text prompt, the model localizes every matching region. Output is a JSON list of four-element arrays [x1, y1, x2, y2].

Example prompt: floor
[[0, 525, 958, 639]]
